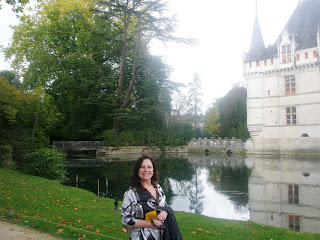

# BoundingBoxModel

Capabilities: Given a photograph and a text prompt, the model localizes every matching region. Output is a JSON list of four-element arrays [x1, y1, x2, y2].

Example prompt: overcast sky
[[0, 0, 299, 109]]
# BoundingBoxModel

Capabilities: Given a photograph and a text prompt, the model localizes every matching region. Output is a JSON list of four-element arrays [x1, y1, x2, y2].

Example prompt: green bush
[[101, 129, 118, 146], [101, 123, 194, 147], [23, 147, 68, 182], [119, 130, 135, 146]]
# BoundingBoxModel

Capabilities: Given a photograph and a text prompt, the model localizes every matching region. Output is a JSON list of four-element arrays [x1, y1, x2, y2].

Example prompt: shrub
[[119, 130, 135, 146], [23, 147, 68, 182], [101, 129, 118, 146]]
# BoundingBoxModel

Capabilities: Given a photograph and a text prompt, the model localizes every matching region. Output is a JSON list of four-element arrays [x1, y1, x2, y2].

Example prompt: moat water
[[64, 153, 320, 233]]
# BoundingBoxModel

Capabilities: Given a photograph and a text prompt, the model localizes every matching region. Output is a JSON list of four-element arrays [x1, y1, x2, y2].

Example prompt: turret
[[244, 0, 266, 63]]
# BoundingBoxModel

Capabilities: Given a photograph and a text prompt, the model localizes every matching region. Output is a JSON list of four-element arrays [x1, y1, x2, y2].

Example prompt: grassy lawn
[[1, 168, 319, 240]]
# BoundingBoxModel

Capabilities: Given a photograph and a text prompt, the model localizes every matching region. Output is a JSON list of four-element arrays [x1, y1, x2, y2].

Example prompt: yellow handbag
[[145, 210, 157, 222]]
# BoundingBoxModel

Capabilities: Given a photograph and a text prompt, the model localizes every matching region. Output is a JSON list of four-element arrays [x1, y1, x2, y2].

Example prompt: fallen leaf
[[58, 229, 64, 233], [122, 228, 127, 233], [9, 228, 15, 231], [191, 231, 196, 234]]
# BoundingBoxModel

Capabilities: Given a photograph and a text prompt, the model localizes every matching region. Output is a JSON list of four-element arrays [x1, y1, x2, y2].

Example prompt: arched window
[[301, 133, 309, 137]]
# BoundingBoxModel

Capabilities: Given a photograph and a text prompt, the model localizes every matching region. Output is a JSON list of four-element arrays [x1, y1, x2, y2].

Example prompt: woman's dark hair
[[130, 155, 159, 190]]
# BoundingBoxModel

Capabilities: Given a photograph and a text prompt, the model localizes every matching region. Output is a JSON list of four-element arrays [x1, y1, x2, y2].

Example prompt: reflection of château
[[243, 0, 320, 154], [246, 155, 320, 233]]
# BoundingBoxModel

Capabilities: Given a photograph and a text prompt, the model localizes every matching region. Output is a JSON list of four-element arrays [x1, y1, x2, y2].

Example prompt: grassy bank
[[0, 169, 319, 240]]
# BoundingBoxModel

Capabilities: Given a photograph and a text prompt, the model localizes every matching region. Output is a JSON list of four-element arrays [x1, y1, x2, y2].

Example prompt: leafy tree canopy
[[204, 86, 249, 140]]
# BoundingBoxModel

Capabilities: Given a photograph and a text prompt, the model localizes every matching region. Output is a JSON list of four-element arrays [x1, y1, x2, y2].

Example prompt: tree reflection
[[156, 155, 195, 204], [207, 165, 250, 208], [65, 154, 249, 218], [188, 167, 204, 214], [67, 160, 135, 199]]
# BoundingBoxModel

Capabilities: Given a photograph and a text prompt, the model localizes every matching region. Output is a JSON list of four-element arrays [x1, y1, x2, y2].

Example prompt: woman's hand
[[151, 219, 164, 229], [156, 210, 168, 222]]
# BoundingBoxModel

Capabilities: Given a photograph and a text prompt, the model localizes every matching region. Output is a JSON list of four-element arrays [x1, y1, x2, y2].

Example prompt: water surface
[[65, 153, 320, 233]]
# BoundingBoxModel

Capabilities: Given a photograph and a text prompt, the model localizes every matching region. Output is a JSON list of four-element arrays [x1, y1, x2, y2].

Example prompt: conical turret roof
[[244, 0, 320, 62], [244, 13, 266, 62]]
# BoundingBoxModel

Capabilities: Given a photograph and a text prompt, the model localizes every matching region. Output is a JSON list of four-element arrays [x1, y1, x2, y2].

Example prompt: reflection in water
[[189, 167, 204, 214], [169, 167, 249, 220], [246, 155, 320, 233], [65, 154, 250, 221], [65, 153, 320, 233]]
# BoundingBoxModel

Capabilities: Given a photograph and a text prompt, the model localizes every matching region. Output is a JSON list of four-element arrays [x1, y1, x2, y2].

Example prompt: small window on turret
[[264, 60, 267, 66], [249, 62, 252, 68], [305, 52, 309, 59], [297, 54, 300, 61], [256, 61, 259, 67]]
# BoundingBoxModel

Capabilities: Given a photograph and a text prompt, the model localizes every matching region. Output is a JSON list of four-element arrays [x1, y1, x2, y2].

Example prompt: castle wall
[[187, 138, 245, 153], [244, 46, 320, 154]]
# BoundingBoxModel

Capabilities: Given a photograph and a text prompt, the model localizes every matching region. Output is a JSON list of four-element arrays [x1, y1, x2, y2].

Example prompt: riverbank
[[1, 169, 319, 240]]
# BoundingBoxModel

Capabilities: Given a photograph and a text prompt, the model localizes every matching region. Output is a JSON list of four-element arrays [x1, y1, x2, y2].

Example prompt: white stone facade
[[243, 1, 320, 154]]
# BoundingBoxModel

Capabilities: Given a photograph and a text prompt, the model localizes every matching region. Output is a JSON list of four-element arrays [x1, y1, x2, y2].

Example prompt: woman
[[121, 155, 182, 240]]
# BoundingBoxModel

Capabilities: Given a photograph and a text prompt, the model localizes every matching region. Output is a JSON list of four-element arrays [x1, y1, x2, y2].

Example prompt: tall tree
[[188, 73, 203, 135], [216, 86, 249, 139], [5, 0, 117, 140], [96, 0, 193, 134], [5, 0, 183, 141], [204, 104, 220, 137], [170, 91, 189, 124]]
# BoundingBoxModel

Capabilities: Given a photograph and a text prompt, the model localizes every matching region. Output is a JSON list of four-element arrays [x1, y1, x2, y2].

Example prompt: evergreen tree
[[188, 73, 203, 137], [96, 0, 194, 134], [216, 86, 249, 139]]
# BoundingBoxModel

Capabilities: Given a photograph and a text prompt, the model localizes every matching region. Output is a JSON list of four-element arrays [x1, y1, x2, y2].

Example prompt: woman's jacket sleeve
[[121, 188, 138, 230]]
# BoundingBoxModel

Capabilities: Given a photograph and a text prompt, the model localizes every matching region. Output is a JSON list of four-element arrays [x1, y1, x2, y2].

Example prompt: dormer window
[[282, 45, 292, 63]]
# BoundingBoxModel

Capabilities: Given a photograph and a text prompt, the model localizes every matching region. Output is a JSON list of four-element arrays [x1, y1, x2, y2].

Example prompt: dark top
[[137, 188, 159, 220]]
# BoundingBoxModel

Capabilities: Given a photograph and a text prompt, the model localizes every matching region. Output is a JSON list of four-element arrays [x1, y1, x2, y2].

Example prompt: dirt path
[[0, 221, 61, 240]]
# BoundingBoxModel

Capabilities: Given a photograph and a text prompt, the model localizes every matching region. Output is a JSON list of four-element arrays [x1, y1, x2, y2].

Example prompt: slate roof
[[244, 14, 266, 62], [244, 0, 320, 63]]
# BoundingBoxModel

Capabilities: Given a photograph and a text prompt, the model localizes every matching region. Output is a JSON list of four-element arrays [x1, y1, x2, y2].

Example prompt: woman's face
[[138, 159, 154, 182]]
